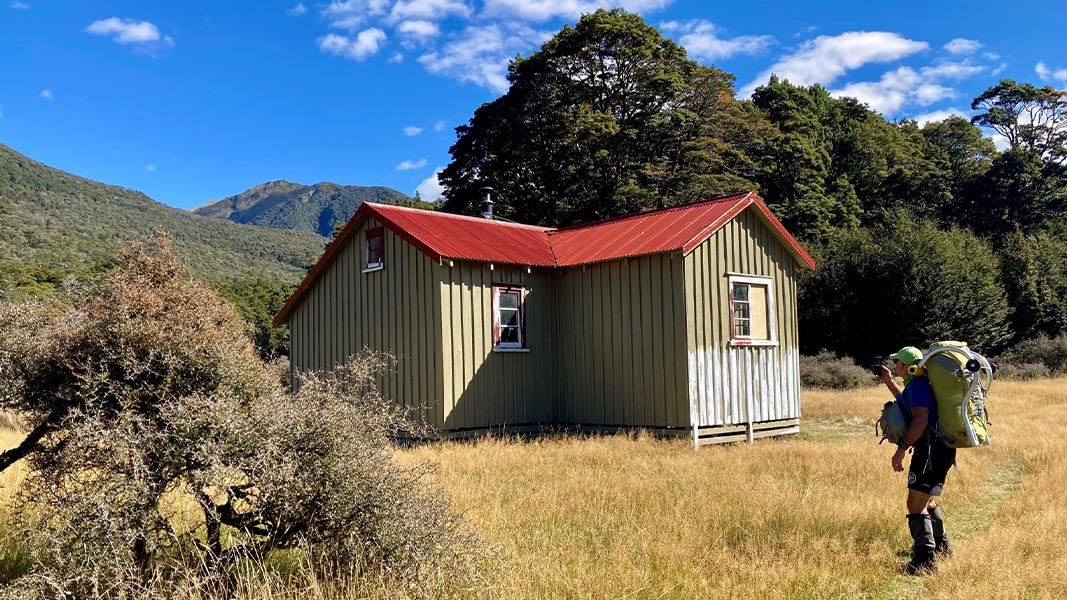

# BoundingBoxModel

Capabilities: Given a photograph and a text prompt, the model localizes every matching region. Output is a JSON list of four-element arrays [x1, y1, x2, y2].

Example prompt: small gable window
[[492, 284, 527, 351], [364, 227, 384, 272], [728, 274, 776, 346]]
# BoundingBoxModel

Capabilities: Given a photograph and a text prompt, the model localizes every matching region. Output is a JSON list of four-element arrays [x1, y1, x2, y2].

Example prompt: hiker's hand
[[878, 366, 893, 385], [892, 447, 906, 472]]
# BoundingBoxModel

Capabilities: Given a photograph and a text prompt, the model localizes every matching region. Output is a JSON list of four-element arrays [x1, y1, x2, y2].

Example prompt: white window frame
[[727, 273, 778, 347], [492, 284, 528, 352], [363, 226, 384, 273]]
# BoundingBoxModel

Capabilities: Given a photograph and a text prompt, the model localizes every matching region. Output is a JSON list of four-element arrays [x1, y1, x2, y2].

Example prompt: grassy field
[[1, 379, 1065, 599]]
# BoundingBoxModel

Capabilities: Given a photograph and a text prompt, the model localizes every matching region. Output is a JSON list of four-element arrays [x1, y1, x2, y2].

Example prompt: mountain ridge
[[193, 180, 411, 236]]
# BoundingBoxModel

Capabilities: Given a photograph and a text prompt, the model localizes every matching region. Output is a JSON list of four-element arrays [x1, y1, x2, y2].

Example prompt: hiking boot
[[904, 513, 937, 575], [928, 506, 952, 557]]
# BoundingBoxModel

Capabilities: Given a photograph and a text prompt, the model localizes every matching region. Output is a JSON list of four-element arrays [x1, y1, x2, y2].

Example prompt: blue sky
[[1, 1, 1065, 210]]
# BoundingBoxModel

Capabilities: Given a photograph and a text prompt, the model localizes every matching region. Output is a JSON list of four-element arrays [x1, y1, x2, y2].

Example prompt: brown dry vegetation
[[2, 379, 1066, 599]]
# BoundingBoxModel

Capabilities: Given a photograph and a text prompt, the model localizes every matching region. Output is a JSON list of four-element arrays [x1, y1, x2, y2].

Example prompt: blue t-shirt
[[896, 377, 938, 429]]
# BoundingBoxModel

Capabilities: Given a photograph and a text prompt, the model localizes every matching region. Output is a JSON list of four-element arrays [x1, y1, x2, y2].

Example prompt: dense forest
[[441, 9, 1066, 359]]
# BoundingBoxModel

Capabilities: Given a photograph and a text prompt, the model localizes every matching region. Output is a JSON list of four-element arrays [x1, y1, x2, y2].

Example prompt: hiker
[[878, 346, 956, 575]]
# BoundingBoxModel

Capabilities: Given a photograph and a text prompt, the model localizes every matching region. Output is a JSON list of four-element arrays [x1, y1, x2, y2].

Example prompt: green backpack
[[920, 341, 994, 448]]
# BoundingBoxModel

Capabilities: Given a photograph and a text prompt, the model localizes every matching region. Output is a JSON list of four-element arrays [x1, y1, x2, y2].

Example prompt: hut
[[273, 191, 815, 445]]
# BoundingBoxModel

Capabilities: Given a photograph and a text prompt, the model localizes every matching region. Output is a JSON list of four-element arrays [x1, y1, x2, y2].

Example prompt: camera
[[870, 355, 885, 374]]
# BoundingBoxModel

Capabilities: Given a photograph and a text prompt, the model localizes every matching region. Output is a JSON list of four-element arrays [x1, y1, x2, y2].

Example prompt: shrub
[[994, 362, 1051, 381], [0, 232, 476, 599], [799, 352, 876, 389], [996, 335, 1067, 377]]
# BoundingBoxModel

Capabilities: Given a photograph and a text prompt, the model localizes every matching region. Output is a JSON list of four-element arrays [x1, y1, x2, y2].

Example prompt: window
[[728, 274, 775, 345], [364, 227, 384, 272], [492, 285, 527, 351]]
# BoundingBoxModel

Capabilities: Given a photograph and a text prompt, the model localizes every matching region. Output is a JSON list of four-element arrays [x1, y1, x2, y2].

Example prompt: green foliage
[[799, 352, 875, 389], [192, 180, 416, 236], [999, 229, 1067, 341], [440, 9, 761, 226], [219, 278, 296, 358], [799, 217, 1012, 359], [0, 144, 324, 287]]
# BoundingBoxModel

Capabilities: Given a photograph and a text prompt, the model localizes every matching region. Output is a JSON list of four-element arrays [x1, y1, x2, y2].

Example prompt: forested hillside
[[0, 145, 326, 296], [442, 9, 1067, 357], [193, 180, 412, 236]]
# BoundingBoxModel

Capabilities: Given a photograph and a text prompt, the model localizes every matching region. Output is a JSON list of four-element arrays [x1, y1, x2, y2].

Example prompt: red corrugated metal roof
[[274, 192, 814, 324], [369, 203, 557, 267], [548, 192, 753, 266]]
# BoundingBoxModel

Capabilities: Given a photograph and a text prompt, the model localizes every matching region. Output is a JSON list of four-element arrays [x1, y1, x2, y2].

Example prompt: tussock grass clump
[[997, 334, 1067, 378]]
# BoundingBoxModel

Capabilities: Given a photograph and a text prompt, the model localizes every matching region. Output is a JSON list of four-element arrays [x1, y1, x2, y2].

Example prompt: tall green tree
[[439, 9, 762, 226], [920, 116, 997, 223]]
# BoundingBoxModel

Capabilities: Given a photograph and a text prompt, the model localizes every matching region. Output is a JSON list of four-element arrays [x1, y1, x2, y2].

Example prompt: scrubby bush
[[994, 362, 1051, 381], [996, 335, 1067, 377], [0, 232, 476, 599], [799, 352, 876, 389]]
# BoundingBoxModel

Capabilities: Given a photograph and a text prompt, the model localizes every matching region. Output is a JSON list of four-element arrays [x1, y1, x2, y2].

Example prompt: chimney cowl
[[479, 186, 495, 220]]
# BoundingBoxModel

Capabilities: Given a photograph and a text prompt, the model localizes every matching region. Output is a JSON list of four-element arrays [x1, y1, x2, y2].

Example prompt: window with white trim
[[728, 275, 776, 345], [492, 284, 526, 350], [364, 227, 384, 271]]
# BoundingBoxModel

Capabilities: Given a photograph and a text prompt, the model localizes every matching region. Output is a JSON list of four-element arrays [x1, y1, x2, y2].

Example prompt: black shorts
[[908, 433, 956, 496]]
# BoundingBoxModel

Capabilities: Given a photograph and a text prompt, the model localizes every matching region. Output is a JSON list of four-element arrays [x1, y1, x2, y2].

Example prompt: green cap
[[889, 346, 923, 365]]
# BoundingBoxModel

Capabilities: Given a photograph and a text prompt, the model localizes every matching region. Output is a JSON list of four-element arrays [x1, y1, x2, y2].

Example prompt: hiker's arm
[[878, 366, 903, 396], [901, 407, 929, 448], [891, 407, 929, 472]]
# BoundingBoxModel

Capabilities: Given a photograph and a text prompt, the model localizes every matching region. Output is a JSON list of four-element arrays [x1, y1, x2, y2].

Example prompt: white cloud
[[830, 60, 983, 116], [388, 52, 405, 63], [397, 158, 428, 170], [10, 1, 30, 8], [921, 61, 984, 80], [287, 3, 308, 16], [389, 0, 471, 23], [911, 108, 967, 126], [482, 0, 670, 22], [39, 89, 53, 101], [415, 168, 445, 201], [990, 133, 1010, 151], [86, 17, 174, 48], [740, 31, 928, 97], [418, 24, 546, 93], [831, 67, 920, 114], [145, 163, 156, 173], [992, 63, 1007, 75], [403, 125, 423, 136], [661, 20, 773, 62], [397, 19, 440, 40], [322, 0, 390, 30], [318, 28, 387, 60], [943, 38, 981, 55], [434, 120, 446, 131], [914, 83, 954, 105], [1036, 61, 1067, 83]]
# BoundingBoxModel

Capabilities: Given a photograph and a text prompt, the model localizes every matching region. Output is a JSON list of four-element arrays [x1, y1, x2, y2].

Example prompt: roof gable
[[273, 192, 814, 324]]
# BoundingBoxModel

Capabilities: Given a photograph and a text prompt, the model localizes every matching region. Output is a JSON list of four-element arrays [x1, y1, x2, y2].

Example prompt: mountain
[[0, 143, 326, 296], [193, 180, 411, 236]]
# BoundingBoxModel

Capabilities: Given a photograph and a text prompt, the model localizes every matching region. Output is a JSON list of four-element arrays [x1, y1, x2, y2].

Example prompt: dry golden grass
[[2, 379, 1066, 599], [404, 378, 1067, 599]]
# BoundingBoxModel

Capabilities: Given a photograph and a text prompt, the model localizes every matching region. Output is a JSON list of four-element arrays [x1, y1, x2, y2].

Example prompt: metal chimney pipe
[[479, 186, 494, 220]]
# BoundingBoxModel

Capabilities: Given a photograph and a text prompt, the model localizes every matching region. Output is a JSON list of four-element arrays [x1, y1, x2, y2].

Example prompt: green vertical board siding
[[683, 207, 802, 428], [288, 217, 444, 427], [553, 255, 689, 429], [438, 261, 557, 430]]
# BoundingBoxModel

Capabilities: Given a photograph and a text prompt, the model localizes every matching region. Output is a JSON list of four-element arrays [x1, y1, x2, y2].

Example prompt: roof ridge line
[[365, 202, 555, 232], [546, 192, 751, 235]]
